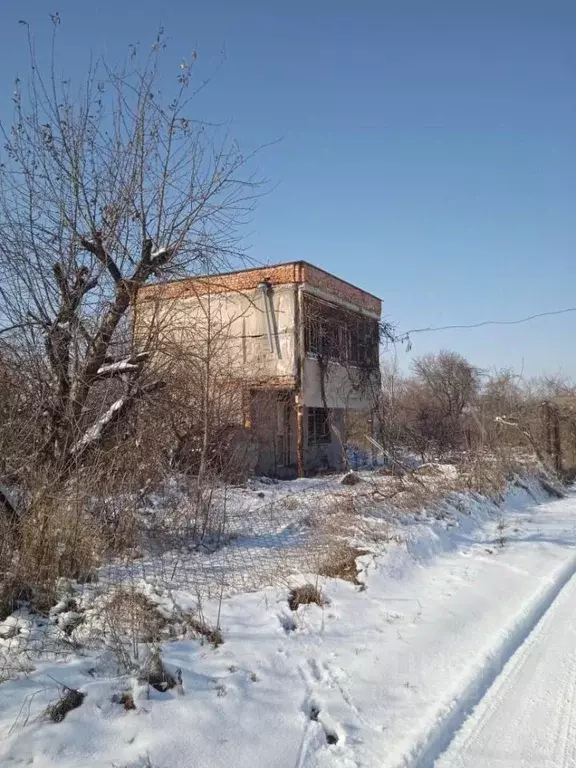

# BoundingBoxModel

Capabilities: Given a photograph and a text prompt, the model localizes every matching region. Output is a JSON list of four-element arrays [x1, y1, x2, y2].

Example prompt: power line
[[399, 306, 576, 338]]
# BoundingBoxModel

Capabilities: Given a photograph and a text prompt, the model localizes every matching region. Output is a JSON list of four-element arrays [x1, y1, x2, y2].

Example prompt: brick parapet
[[138, 261, 381, 315]]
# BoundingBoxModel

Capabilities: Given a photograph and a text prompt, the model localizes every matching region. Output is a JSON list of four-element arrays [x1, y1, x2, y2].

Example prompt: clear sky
[[0, 1, 574, 378]]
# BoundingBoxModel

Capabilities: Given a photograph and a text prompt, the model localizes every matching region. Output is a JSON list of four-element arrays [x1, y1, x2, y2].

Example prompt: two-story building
[[136, 261, 381, 477]]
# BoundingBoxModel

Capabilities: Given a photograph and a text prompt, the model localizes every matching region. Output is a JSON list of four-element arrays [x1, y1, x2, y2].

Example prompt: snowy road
[[436, 567, 576, 767]]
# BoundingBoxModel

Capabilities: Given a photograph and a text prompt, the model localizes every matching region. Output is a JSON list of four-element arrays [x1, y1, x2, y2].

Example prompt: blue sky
[[0, 1, 574, 378]]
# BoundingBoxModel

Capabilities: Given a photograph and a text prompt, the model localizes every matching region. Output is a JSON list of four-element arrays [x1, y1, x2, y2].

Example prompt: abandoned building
[[136, 261, 381, 477]]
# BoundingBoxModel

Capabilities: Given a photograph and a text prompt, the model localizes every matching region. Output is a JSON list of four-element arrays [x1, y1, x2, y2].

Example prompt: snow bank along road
[[1, 482, 576, 768]]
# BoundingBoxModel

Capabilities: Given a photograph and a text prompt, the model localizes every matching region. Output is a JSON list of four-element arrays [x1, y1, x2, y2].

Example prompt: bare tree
[[371, 357, 405, 455], [0, 25, 261, 520], [408, 351, 481, 453]]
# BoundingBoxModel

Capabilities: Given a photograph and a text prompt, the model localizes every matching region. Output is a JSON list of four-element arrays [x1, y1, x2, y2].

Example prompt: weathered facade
[[136, 261, 381, 477]]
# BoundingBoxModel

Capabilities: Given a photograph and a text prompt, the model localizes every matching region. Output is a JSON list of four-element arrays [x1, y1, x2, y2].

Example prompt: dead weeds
[[184, 615, 223, 647], [318, 544, 369, 584], [45, 687, 85, 723], [288, 583, 324, 611], [138, 649, 181, 693], [104, 589, 168, 644]]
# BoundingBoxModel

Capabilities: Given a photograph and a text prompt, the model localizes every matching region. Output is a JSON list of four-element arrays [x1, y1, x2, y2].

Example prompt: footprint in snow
[[279, 613, 297, 633], [308, 701, 340, 745]]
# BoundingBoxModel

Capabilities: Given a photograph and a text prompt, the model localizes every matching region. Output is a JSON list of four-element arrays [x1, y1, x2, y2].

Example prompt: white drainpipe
[[258, 279, 280, 357]]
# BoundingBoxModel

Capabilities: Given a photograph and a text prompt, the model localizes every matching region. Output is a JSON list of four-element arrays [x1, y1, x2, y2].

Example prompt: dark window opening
[[349, 317, 378, 366], [308, 407, 331, 445], [305, 317, 340, 359], [304, 297, 378, 367]]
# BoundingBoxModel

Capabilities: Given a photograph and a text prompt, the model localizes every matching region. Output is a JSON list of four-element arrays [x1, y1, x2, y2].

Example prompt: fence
[[0, 452, 542, 685], [0, 469, 412, 683]]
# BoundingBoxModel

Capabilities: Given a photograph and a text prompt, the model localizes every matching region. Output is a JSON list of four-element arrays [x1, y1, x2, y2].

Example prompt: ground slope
[[1, 482, 576, 768]]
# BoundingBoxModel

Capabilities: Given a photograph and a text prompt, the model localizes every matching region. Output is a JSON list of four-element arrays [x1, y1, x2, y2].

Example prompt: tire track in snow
[[435, 566, 576, 766], [551, 646, 576, 768], [392, 550, 576, 768], [435, 575, 576, 766]]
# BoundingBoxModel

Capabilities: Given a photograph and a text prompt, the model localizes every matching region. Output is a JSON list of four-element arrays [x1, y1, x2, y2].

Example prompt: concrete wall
[[301, 358, 377, 410], [136, 283, 297, 385]]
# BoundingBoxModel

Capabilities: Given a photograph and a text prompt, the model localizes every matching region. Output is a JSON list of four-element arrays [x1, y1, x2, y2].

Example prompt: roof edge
[[138, 259, 381, 303]]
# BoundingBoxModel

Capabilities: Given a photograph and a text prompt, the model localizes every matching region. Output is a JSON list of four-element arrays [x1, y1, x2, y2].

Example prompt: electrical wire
[[400, 306, 576, 338]]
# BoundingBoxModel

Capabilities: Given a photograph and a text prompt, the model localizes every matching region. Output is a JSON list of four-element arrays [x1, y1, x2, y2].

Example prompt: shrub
[[288, 584, 324, 611]]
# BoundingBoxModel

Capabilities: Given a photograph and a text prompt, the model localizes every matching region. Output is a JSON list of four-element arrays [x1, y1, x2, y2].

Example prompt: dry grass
[[0, 576, 35, 621], [0, 589, 11, 622], [366, 454, 530, 514], [21, 496, 105, 581], [104, 589, 168, 648], [375, 465, 406, 478], [538, 476, 565, 498], [138, 649, 181, 692], [457, 457, 510, 498], [184, 614, 223, 647], [309, 489, 402, 549], [0, 492, 107, 623], [302, 455, 543, 577], [45, 687, 85, 723], [288, 583, 324, 611], [496, 518, 507, 548], [318, 544, 369, 584], [0, 448, 555, 685]]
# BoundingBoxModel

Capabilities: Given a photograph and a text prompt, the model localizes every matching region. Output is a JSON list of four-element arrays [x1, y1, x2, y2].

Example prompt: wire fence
[[0, 452, 541, 685], [0, 470, 410, 683]]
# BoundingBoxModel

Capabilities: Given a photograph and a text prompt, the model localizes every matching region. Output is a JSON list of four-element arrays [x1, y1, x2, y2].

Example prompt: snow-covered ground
[[1, 476, 575, 767]]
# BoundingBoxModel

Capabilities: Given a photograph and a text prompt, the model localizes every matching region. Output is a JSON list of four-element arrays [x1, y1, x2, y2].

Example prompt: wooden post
[[296, 401, 304, 477], [552, 406, 562, 474], [544, 402, 553, 458]]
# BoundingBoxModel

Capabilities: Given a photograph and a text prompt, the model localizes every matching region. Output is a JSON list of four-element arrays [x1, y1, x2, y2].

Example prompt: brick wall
[[301, 263, 381, 314], [138, 263, 302, 302], [137, 260, 381, 315]]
